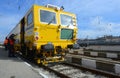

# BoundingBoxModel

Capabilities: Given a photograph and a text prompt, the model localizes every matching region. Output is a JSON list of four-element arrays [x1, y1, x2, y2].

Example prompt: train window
[[40, 10, 56, 24], [27, 11, 33, 25], [60, 14, 73, 27]]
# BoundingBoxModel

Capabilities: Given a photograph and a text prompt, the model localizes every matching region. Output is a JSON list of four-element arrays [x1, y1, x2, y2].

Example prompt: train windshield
[[60, 14, 73, 27], [40, 10, 56, 24]]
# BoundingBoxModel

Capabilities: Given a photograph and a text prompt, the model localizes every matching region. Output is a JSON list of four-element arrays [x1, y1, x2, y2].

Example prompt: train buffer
[[0, 46, 41, 78]]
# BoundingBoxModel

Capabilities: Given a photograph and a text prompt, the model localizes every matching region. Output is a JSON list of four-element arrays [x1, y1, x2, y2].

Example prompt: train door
[[20, 18, 25, 55]]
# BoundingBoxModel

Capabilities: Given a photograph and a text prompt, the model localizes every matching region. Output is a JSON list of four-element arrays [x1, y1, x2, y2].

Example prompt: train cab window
[[40, 10, 56, 24], [60, 14, 73, 27], [27, 11, 33, 25]]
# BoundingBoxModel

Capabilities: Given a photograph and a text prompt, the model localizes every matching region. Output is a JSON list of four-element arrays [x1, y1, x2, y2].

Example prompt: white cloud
[[78, 29, 105, 39], [78, 16, 120, 39], [90, 16, 120, 33]]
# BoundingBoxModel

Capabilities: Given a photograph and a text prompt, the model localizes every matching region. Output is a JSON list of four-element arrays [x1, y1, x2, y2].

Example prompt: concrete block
[[90, 52, 98, 56], [82, 58, 96, 69], [106, 53, 118, 58], [78, 51, 84, 55], [96, 62, 114, 73], [69, 49, 74, 53], [115, 64, 120, 74]]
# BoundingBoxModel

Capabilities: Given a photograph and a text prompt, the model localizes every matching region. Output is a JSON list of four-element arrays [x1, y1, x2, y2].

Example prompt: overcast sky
[[0, 0, 120, 41]]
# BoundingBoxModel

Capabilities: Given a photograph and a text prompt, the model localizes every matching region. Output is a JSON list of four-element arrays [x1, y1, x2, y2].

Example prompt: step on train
[[7, 4, 78, 65]]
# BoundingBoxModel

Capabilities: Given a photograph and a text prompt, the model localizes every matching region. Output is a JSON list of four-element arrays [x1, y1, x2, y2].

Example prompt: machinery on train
[[7, 4, 78, 65]]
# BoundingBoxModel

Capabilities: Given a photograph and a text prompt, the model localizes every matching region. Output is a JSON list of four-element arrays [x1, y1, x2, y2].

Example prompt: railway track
[[66, 53, 120, 76], [42, 63, 104, 78], [16, 52, 120, 78], [68, 49, 120, 60], [68, 52, 120, 62], [42, 62, 120, 78]]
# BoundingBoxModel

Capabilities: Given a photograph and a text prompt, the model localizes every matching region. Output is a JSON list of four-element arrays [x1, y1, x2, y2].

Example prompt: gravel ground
[[50, 64, 108, 78]]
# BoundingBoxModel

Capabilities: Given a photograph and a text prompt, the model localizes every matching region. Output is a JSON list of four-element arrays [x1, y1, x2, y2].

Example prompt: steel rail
[[63, 62, 120, 78], [16, 52, 120, 78], [40, 65, 70, 78]]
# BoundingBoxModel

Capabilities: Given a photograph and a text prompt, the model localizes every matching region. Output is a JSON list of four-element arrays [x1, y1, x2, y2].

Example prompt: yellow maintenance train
[[7, 4, 78, 65]]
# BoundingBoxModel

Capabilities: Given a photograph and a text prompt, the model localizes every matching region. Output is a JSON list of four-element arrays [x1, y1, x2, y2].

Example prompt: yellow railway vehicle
[[8, 4, 78, 65]]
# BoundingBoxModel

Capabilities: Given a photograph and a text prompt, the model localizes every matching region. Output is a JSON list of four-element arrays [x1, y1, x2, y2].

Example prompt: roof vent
[[45, 4, 60, 10]]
